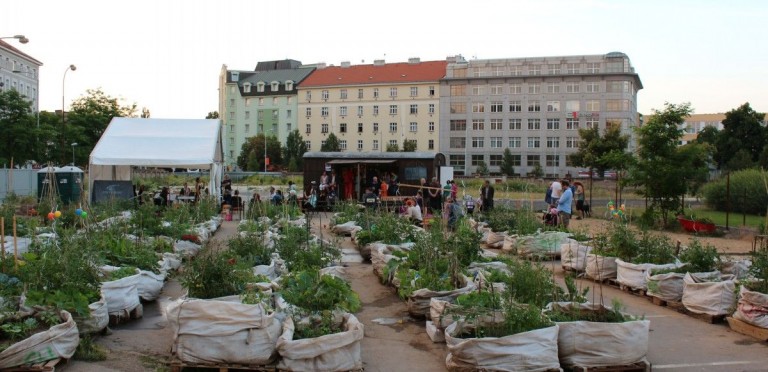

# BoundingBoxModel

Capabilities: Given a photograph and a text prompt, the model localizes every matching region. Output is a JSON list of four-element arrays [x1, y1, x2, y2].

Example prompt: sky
[[4, 0, 768, 119]]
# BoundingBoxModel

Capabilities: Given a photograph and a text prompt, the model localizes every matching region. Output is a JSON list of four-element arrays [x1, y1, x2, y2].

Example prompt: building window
[[547, 82, 560, 93], [272, 110, 278, 119], [373, 140, 379, 150], [450, 103, 466, 114], [271, 81, 279, 91], [321, 107, 329, 117], [357, 106, 363, 116], [607, 81, 629, 93], [428, 104, 435, 114], [340, 140, 347, 150], [245, 98, 251, 106], [306, 123, 311, 134], [490, 84, 503, 95], [606, 118, 623, 130], [527, 155, 540, 166], [566, 136, 580, 148], [243, 83, 251, 93], [286, 81, 293, 91], [245, 124, 250, 133], [509, 137, 521, 148], [528, 119, 541, 130], [490, 102, 503, 113], [389, 140, 398, 147], [358, 123, 363, 133], [321, 140, 326, 148], [472, 103, 485, 113], [389, 122, 397, 132], [472, 154, 485, 166], [373, 88, 379, 98], [527, 137, 541, 148], [565, 100, 580, 113], [450, 120, 467, 131], [258, 111, 264, 121], [509, 119, 522, 130], [547, 64, 559, 75], [429, 86, 435, 96], [566, 63, 580, 74], [389, 105, 398, 115], [490, 137, 503, 148], [587, 62, 600, 73], [490, 119, 503, 130], [357, 140, 363, 150], [528, 101, 541, 112], [546, 136, 560, 148], [410, 104, 418, 114], [586, 100, 600, 111], [449, 137, 466, 148], [547, 101, 560, 112], [546, 155, 560, 167], [390, 87, 397, 98], [259, 97, 264, 105], [340, 89, 348, 99], [586, 82, 600, 93], [472, 85, 484, 95], [322, 90, 329, 100], [321, 123, 329, 133], [509, 65, 522, 76], [410, 86, 418, 97], [340, 123, 347, 133], [509, 101, 522, 112], [566, 118, 579, 130], [428, 139, 434, 149], [373, 105, 379, 115], [286, 109, 291, 118], [546, 118, 560, 130], [229, 124, 234, 133], [305, 91, 312, 101], [450, 85, 467, 96], [273, 97, 278, 105], [606, 100, 629, 111], [472, 119, 485, 130], [528, 83, 540, 94], [229, 99, 235, 107], [586, 118, 599, 129], [472, 137, 485, 148], [286, 123, 291, 132], [339, 106, 348, 116], [373, 122, 379, 132], [229, 111, 235, 119], [244, 111, 250, 119], [566, 82, 580, 93], [490, 154, 502, 166], [358, 89, 364, 99], [257, 82, 265, 92], [305, 107, 311, 117], [449, 155, 466, 170], [429, 121, 435, 131], [410, 122, 418, 132], [510, 83, 522, 94], [529, 65, 541, 75]]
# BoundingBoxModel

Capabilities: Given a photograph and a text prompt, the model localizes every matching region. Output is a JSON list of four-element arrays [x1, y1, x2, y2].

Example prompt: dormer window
[[285, 80, 294, 91], [271, 81, 279, 92], [231, 71, 239, 82], [243, 83, 251, 93], [257, 82, 265, 92]]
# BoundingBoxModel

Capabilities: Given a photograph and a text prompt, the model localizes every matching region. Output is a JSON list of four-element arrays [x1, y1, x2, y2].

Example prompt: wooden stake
[[13, 216, 18, 271], [1, 217, 4, 272]]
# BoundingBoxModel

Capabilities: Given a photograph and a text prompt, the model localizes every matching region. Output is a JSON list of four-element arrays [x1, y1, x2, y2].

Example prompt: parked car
[[576, 170, 618, 179]]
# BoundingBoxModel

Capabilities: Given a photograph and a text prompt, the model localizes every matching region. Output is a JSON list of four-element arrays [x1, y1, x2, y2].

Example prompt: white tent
[[88, 117, 223, 202]]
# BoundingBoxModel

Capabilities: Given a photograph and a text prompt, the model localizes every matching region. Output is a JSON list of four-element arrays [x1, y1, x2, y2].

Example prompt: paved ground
[[59, 213, 768, 372]]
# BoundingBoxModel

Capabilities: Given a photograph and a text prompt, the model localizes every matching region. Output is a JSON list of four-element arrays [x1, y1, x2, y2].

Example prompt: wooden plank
[[168, 359, 277, 372], [0, 358, 65, 372], [726, 316, 768, 342], [650, 296, 667, 307], [564, 360, 651, 372]]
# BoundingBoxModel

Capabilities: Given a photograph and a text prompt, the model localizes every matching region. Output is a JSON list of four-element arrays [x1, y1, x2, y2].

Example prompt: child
[[464, 194, 475, 215], [543, 204, 558, 226]]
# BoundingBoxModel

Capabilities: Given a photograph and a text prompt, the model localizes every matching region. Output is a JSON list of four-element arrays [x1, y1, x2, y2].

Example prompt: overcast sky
[[5, 0, 767, 118]]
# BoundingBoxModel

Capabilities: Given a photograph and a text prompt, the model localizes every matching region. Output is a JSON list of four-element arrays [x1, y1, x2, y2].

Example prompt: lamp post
[[264, 129, 273, 173], [0, 35, 29, 44], [62, 65, 76, 165], [71, 143, 77, 166]]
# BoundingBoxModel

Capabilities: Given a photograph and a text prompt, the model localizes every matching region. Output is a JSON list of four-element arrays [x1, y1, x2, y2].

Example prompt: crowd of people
[[543, 177, 587, 229]]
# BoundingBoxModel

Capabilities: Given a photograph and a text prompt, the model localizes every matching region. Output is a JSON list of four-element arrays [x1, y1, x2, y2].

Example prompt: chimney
[[408, 57, 420, 64], [373, 59, 385, 66], [341, 61, 351, 68]]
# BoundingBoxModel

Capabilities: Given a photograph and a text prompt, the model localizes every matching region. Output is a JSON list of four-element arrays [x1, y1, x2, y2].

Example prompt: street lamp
[[0, 35, 29, 44], [71, 143, 77, 166], [62, 65, 76, 165], [264, 129, 273, 173]]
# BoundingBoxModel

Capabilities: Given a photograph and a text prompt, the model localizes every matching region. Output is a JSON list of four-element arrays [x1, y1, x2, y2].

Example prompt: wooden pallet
[[0, 358, 66, 372], [169, 360, 277, 372], [649, 296, 667, 307], [664, 301, 725, 324], [618, 284, 647, 297], [109, 303, 143, 326], [726, 316, 768, 342], [564, 360, 651, 372]]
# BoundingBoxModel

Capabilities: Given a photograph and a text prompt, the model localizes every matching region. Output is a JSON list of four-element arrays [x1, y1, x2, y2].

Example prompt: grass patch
[[73, 335, 108, 361]]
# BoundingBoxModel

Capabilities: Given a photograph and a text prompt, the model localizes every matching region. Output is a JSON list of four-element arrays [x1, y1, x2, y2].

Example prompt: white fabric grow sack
[[561, 239, 592, 272], [137, 270, 166, 302], [0, 310, 80, 368], [586, 254, 618, 281], [646, 272, 686, 302], [407, 276, 476, 318], [485, 231, 507, 248], [682, 272, 737, 316], [330, 221, 362, 236], [159, 252, 182, 273], [733, 285, 768, 328], [174, 240, 202, 258], [73, 295, 109, 334], [445, 321, 560, 372], [720, 259, 752, 279], [466, 261, 511, 276], [545, 302, 650, 368], [616, 259, 679, 291], [505, 231, 570, 256], [276, 313, 364, 372], [430, 298, 460, 329], [1, 236, 31, 258], [101, 272, 141, 315], [168, 299, 281, 365]]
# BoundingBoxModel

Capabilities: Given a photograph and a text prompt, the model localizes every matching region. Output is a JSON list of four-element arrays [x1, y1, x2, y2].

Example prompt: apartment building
[[0, 39, 42, 112], [297, 58, 447, 153], [218, 60, 315, 168], [439, 52, 642, 176]]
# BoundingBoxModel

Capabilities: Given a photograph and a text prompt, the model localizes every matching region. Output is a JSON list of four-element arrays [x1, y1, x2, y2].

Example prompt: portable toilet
[[55, 166, 84, 204], [37, 166, 59, 202]]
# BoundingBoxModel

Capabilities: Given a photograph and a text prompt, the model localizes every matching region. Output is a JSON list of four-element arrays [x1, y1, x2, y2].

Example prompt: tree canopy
[[321, 133, 341, 152], [283, 130, 308, 171], [237, 133, 282, 171]]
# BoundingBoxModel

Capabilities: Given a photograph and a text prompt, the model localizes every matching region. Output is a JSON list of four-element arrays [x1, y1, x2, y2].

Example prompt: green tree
[[283, 130, 308, 171], [205, 111, 219, 119], [237, 134, 283, 171], [67, 88, 136, 166], [714, 103, 766, 170], [571, 126, 630, 177], [0, 89, 36, 165], [386, 142, 400, 152], [321, 133, 341, 152], [476, 160, 490, 176], [630, 102, 708, 227], [402, 139, 417, 152], [500, 148, 516, 176]]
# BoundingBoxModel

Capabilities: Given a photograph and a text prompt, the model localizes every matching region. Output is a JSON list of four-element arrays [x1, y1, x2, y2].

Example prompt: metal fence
[[0, 169, 38, 201]]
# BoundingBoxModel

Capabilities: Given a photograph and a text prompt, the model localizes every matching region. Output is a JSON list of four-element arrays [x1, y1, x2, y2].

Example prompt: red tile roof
[[300, 60, 447, 87], [0, 40, 43, 66]]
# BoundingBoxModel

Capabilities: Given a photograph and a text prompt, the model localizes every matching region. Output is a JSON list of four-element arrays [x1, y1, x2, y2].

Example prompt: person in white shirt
[[402, 199, 423, 227], [550, 179, 563, 205]]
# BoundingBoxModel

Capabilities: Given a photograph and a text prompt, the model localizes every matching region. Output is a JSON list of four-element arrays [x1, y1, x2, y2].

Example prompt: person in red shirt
[[379, 179, 389, 198]]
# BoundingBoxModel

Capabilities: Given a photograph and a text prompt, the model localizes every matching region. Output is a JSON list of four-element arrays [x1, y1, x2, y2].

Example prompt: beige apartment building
[[298, 59, 447, 153]]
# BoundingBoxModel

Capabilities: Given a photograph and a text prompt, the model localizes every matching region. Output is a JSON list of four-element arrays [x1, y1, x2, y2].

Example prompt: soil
[[56, 212, 759, 372]]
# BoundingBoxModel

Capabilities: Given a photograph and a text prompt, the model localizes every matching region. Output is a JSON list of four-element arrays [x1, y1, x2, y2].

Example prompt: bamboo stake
[[1, 217, 4, 272], [13, 216, 18, 271]]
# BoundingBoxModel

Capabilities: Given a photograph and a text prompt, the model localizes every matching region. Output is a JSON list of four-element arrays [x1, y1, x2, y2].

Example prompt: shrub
[[702, 169, 768, 215]]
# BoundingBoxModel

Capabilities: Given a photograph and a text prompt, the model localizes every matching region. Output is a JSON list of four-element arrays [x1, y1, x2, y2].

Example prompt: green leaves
[[281, 270, 361, 313]]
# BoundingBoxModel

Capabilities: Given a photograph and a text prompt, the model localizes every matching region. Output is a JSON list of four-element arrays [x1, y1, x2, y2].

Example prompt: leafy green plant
[[747, 250, 768, 293], [1, 318, 39, 341], [275, 225, 340, 271], [547, 299, 631, 323], [280, 270, 361, 313], [74, 334, 108, 361], [501, 258, 561, 308], [179, 247, 256, 299], [102, 266, 138, 281], [633, 231, 676, 264], [458, 303, 554, 338], [679, 238, 720, 272], [226, 233, 272, 267]]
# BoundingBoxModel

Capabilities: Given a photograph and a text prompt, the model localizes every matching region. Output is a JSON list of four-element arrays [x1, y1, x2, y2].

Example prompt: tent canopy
[[88, 118, 224, 202]]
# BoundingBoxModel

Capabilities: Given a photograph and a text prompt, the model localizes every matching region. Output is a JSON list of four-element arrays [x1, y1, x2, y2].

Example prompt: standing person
[[545, 182, 553, 205], [328, 170, 337, 196], [420, 178, 429, 215], [550, 179, 563, 205], [428, 177, 442, 212], [574, 181, 586, 220], [443, 180, 452, 201], [480, 180, 495, 211], [342, 168, 354, 200], [371, 176, 381, 196], [446, 197, 463, 232], [450, 180, 458, 201], [195, 177, 204, 202], [319, 171, 329, 190], [414, 190, 424, 212], [379, 178, 389, 198], [557, 180, 573, 229]]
